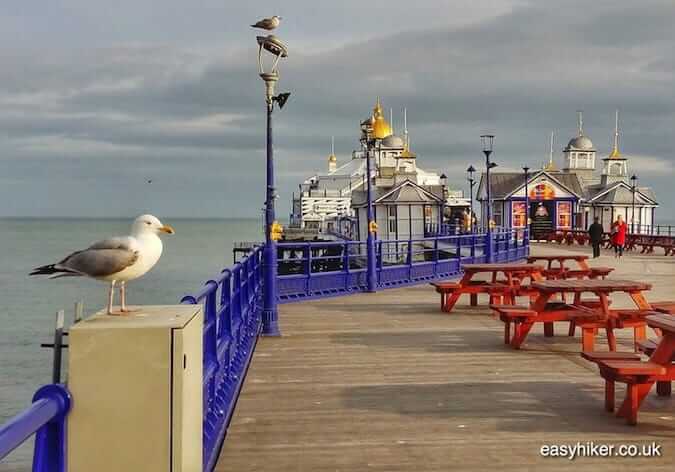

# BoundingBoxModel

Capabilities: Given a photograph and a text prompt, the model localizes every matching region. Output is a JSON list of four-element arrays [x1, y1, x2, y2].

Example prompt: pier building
[[477, 111, 658, 236], [289, 99, 466, 235]]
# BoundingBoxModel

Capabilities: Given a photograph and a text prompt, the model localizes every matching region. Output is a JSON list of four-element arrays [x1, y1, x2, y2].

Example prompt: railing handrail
[[181, 244, 264, 472], [0, 384, 71, 471]]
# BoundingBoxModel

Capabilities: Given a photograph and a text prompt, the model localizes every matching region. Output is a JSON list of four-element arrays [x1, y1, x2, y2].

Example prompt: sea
[[0, 218, 261, 471]]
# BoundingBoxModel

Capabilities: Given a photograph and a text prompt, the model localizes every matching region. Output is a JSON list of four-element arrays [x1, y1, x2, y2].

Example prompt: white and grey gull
[[251, 16, 281, 31], [30, 214, 175, 315]]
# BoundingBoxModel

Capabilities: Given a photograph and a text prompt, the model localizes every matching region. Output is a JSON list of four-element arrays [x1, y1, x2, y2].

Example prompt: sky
[[1, 0, 674, 220]]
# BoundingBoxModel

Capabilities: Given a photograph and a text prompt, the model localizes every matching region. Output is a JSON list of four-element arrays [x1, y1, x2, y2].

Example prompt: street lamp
[[522, 166, 530, 241], [466, 165, 476, 232], [440, 173, 447, 234], [480, 135, 496, 229], [630, 174, 638, 234], [365, 145, 377, 292], [257, 33, 290, 337], [481, 135, 496, 261]]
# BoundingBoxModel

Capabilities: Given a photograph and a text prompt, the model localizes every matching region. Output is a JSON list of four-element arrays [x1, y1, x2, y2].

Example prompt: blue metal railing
[[0, 384, 71, 472], [276, 229, 528, 302], [181, 245, 264, 472]]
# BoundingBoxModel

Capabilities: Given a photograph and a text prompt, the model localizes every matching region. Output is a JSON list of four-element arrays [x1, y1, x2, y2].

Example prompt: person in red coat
[[611, 215, 628, 258]]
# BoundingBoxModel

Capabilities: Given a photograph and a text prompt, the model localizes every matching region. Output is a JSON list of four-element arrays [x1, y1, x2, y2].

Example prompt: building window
[[388, 206, 397, 234], [557, 202, 572, 229], [493, 203, 503, 226], [512, 202, 526, 228]]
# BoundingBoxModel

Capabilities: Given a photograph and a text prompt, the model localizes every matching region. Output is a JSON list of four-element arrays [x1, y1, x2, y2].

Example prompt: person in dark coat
[[588, 217, 604, 258]]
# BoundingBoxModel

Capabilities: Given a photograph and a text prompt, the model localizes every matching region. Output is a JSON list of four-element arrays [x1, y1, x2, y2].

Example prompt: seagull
[[30, 214, 175, 315], [251, 16, 281, 31]]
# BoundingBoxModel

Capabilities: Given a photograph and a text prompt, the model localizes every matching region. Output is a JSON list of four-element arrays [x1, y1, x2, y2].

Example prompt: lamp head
[[488, 162, 498, 169], [480, 134, 494, 153], [522, 166, 530, 174], [466, 165, 475, 181], [256, 35, 289, 92], [630, 174, 637, 183]]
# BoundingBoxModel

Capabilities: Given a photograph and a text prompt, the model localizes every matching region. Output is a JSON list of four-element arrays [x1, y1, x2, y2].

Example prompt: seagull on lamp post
[[251, 16, 282, 31]]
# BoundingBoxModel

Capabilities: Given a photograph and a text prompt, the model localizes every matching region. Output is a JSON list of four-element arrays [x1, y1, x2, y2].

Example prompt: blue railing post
[[0, 384, 70, 472], [377, 241, 383, 285], [30, 385, 71, 472], [343, 241, 350, 290], [485, 231, 494, 262], [456, 235, 461, 261], [220, 271, 232, 378], [305, 244, 312, 295]]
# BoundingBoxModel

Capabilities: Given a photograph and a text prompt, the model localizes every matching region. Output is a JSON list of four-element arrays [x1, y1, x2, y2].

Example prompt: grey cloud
[[0, 0, 674, 219]]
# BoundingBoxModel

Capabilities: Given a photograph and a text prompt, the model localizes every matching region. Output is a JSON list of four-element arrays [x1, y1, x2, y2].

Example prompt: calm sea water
[[0, 218, 261, 470]]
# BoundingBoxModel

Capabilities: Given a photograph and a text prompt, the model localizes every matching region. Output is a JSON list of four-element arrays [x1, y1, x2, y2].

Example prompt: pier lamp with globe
[[256, 32, 290, 337], [481, 134, 497, 260]]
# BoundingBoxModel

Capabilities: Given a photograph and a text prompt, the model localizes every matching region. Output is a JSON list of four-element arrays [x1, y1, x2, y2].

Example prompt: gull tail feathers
[[30, 264, 82, 278]]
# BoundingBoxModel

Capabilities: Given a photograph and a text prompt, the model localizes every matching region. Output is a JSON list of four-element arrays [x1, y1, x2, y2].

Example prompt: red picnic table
[[432, 263, 544, 313], [494, 279, 656, 351], [525, 254, 613, 280], [584, 314, 675, 425]]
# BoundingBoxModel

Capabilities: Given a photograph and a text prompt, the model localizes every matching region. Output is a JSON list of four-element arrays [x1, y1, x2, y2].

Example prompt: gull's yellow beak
[[159, 224, 175, 234]]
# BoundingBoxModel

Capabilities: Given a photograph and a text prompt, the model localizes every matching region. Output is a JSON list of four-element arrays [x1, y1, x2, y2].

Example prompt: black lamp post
[[440, 173, 448, 234], [630, 174, 638, 234], [522, 166, 530, 241], [466, 165, 476, 232], [480, 135, 496, 230], [256, 33, 289, 337], [481, 135, 496, 261]]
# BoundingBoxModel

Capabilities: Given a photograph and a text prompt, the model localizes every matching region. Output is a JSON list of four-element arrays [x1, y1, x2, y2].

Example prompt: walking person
[[611, 215, 628, 258], [588, 217, 604, 258]]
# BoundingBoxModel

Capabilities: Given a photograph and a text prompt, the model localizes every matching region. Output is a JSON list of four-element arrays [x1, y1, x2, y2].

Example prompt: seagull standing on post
[[30, 214, 175, 315], [251, 16, 281, 31]]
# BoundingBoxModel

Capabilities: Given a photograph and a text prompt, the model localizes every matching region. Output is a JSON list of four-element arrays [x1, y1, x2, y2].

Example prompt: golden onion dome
[[371, 97, 392, 139], [400, 148, 416, 159], [328, 153, 337, 163]]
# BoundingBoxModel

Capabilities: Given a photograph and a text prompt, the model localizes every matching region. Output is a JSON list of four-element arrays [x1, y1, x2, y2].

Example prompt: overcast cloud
[[1, 0, 673, 220]]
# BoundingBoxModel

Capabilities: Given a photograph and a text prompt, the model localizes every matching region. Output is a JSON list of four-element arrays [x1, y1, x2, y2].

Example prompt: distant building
[[290, 98, 462, 237], [477, 111, 658, 237]]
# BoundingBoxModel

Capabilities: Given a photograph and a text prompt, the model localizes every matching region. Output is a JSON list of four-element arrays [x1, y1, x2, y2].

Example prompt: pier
[[216, 242, 674, 471]]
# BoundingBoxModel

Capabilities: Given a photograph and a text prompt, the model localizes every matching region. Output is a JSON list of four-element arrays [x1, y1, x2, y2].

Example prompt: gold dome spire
[[543, 131, 557, 170], [328, 136, 337, 163], [371, 97, 392, 139], [608, 109, 622, 158]]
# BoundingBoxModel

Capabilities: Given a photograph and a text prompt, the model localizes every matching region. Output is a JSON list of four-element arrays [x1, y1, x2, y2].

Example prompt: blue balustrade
[[1, 228, 528, 472], [277, 228, 527, 302], [181, 245, 264, 472], [0, 384, 71, 472]]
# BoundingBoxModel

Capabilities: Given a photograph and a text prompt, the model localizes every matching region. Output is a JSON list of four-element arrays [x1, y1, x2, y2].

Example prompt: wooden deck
[[217, 244, 675, 471]]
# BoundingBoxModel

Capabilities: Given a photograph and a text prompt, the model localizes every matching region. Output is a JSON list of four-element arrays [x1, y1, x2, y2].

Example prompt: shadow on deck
[[217, 276, 674, 471]]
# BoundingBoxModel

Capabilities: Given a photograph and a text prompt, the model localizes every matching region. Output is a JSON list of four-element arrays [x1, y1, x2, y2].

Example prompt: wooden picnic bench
[[432, 263, 544, 313], [526, 254, 597, 281], [527, 254, 590, 270], [583, 314, 675, 425], [498, 279, 656, 351]]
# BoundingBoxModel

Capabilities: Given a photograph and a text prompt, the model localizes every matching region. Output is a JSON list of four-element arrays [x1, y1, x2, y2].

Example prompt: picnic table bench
[[583, 314, 675, 425], [497, 279, 656, 351], [527, 254, 590, 271], [526, 254, 605, 282], [432, 263, 544, 313]]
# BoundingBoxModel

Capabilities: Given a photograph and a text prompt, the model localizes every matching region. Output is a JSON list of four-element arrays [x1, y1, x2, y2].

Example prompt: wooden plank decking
[[216, 244, 674, 471]]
